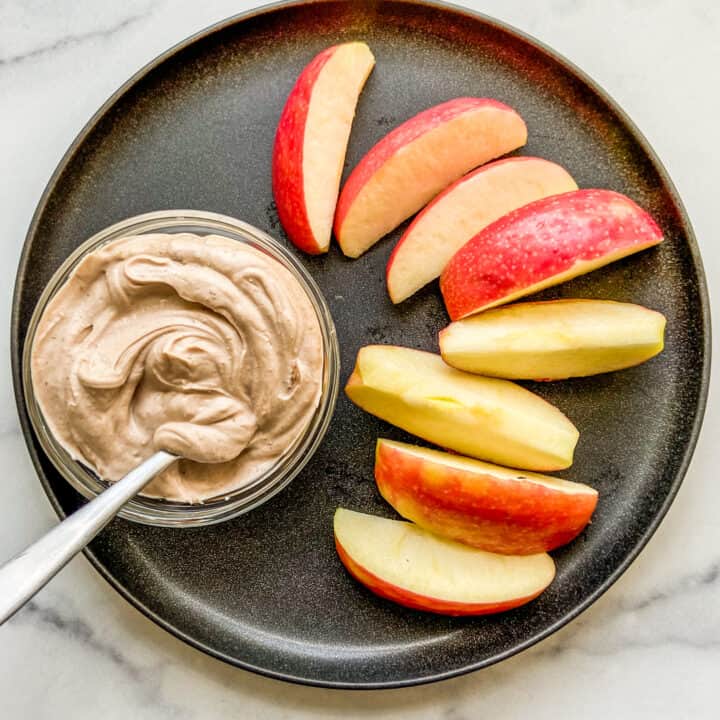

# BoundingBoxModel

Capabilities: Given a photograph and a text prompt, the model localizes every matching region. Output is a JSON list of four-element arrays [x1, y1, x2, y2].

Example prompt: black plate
[[11, 0, 710, 689]]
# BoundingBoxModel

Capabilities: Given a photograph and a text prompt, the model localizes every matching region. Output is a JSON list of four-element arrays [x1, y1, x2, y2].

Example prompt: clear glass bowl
[[23, 210, 340, 527]]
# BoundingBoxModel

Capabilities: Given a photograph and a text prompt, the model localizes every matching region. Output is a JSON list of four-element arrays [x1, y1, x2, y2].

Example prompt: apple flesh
[[345, 345, 579, 471], [375, 439, 597, 555], [440, 189, 663, 320], [272, 42, 375, 254], [387, 157, 577, 303], [334, 98, 527, 258], [334, 508, 555, 615], [440, 299, 666, 380]]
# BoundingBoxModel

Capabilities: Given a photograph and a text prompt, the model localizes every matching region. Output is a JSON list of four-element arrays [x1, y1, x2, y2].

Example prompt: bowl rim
[[21, 209, 341, 527]]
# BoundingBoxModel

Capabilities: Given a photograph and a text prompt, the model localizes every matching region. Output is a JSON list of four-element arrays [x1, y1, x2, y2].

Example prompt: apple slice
[[334, 98, 527, 258], [375, 439, 598, 555], [440, 299, 666, 380], [272, 42, 375, 254], [387, 157, 577, 303], [334, 508, 555, 615], [440, 189, 663, 320], [345, 345, 578, 471]]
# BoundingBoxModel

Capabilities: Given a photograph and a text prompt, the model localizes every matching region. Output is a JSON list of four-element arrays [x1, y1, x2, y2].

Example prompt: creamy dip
[[31, 233, 324, 503]]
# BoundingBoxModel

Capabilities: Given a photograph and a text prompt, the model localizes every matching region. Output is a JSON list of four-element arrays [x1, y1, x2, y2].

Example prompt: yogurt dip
[[30, 232, 324, 503]]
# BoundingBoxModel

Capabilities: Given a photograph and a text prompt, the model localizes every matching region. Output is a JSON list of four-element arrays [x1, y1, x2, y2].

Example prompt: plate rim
[[10, 0, 712, 689]]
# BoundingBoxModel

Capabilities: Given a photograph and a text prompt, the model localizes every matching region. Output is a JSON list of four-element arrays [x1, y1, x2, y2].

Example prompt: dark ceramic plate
[[11, 0, 710, 689]]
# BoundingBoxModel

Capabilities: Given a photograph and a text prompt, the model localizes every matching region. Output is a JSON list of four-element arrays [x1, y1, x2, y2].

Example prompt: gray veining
[[0, 13, 149, 66]]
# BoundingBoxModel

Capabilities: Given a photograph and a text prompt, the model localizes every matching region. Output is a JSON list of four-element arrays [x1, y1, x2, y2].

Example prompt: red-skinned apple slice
[[334, 98, 527, 258], [440, 189, 663, 320], [375, 439, 598, 555], [387, 157, 577, 303], [439, 299, 666, 380], [334, 508, 555, 615], [272, 42, 375, 254]]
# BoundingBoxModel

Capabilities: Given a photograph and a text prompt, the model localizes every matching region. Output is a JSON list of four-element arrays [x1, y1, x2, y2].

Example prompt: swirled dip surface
[[31, 233, 324, 502]]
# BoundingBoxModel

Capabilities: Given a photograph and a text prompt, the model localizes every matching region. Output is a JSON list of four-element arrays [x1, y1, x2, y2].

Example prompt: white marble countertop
[[1, 0, 718, 717]]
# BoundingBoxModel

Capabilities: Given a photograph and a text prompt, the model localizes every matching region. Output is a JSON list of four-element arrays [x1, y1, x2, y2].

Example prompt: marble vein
[[0, 12, 149, 67], [621, 560, 720, 613], [13, 599, 190, 718], [536, 556, 720, 660], [545, 631, 720, 660], [18, 599, 143, 679]]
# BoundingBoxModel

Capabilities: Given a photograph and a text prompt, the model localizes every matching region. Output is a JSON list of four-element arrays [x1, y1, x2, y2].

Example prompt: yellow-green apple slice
[[272, 42, 375, 254], [440, 189, 663, 320], [334, 98, 527, 258], [440, 299, 666, 380], [375, 439, 598, 555], [345, 345, 578, 471], [334, 508, 555, 615], [386, 157, 577, 303]]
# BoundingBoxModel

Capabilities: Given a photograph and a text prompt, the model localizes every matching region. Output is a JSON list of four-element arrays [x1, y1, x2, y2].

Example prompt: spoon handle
[[0, 451, 177, 625]]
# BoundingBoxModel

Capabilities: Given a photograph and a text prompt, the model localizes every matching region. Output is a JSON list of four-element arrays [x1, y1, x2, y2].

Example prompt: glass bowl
[[22, 210, 340, 527]]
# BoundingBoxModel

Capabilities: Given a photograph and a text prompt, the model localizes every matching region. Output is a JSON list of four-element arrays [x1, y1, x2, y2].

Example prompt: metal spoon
[[0, 451, 177, 625]]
